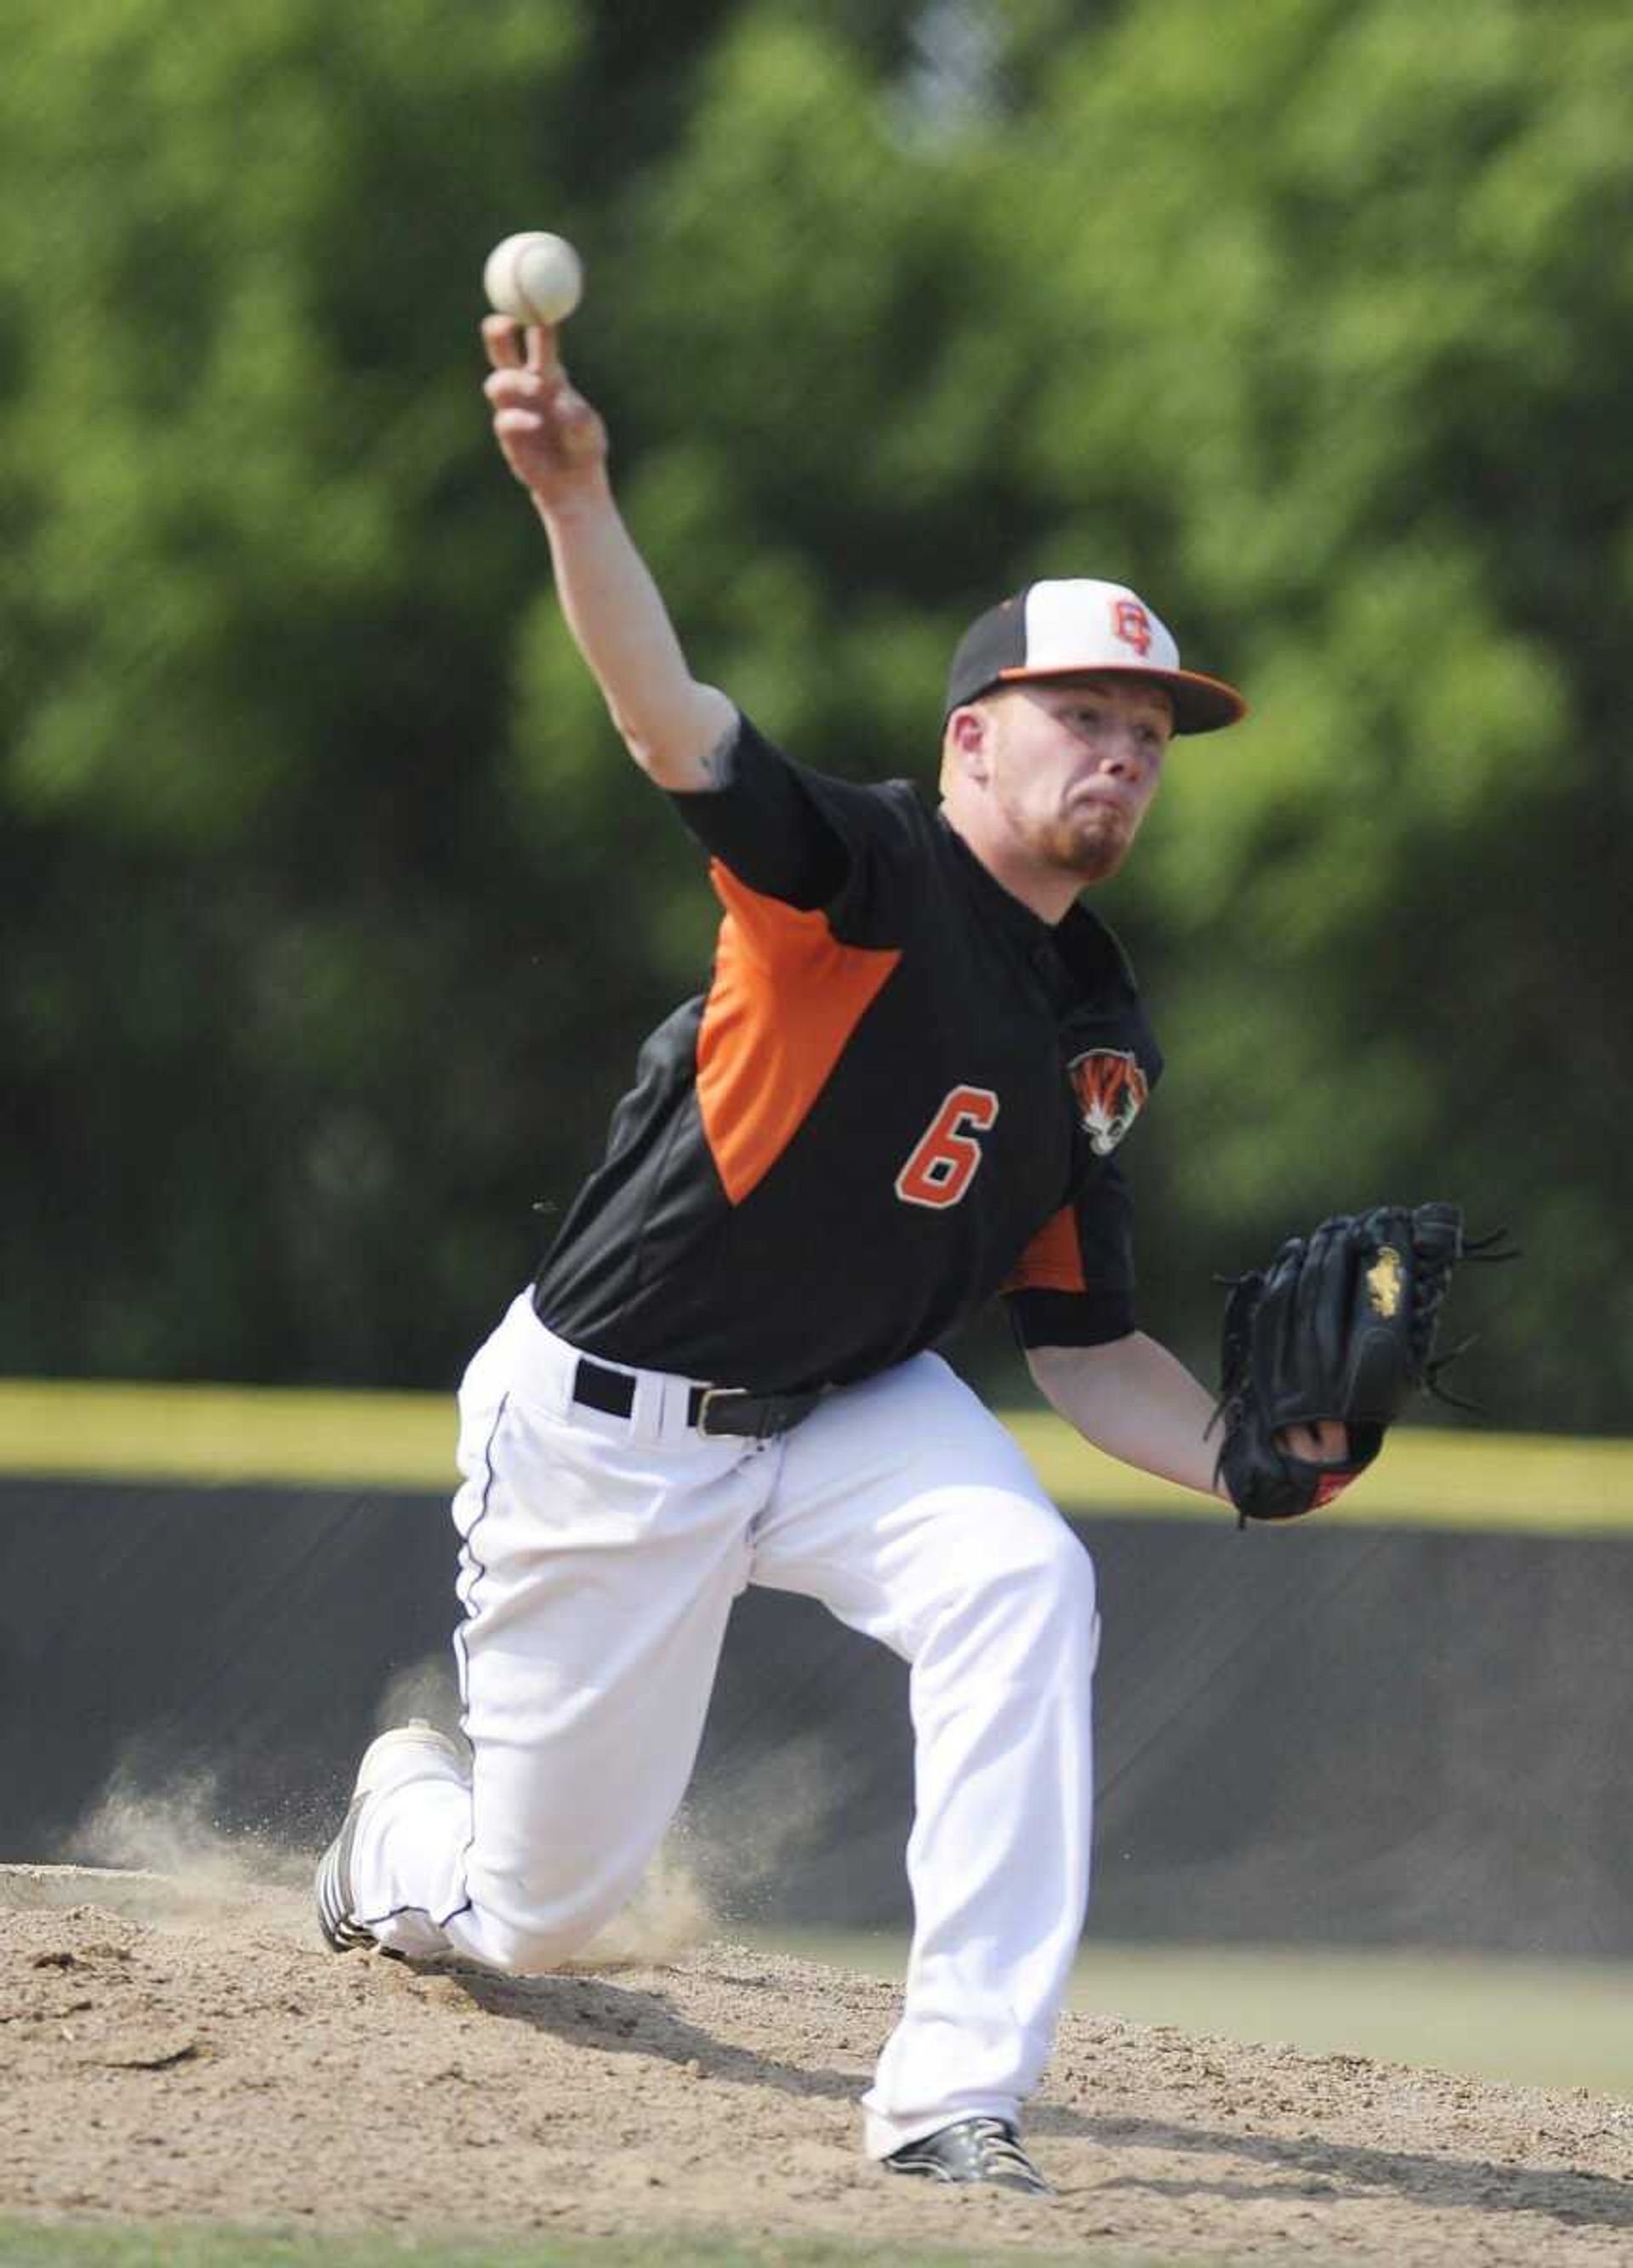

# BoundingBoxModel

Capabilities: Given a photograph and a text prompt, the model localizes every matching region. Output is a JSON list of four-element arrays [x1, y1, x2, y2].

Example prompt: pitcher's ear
[[943, 702, 993, 785]]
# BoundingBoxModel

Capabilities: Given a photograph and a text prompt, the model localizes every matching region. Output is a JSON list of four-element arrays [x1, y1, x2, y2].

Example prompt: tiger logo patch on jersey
[[1068, 1048, 1149, 1157]]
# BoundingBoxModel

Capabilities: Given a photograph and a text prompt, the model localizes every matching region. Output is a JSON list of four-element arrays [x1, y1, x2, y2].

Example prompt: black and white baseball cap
[[945, 578, 1248, 734]]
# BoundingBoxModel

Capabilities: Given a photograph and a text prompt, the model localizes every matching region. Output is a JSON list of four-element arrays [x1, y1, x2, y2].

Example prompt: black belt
[[571, 1355, 822, 1441]]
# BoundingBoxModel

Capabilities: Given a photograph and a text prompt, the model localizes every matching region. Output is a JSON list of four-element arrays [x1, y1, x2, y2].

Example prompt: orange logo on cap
[[1111, 600, 1152, 655]]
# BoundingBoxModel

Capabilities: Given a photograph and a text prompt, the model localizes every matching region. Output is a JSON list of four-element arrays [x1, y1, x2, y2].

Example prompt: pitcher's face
[[974, 675, 1172, 882]]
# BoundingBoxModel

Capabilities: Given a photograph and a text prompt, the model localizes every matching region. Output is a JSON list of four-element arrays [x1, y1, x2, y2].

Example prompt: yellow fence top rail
[[0, 1378, 1629, 1536], [0, 1379, 457, 1493]]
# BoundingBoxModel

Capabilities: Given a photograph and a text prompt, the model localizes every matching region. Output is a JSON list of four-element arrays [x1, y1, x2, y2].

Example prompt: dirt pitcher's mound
[[3, 1894, 1630, 2263], [0, 1863, 295, 1922]]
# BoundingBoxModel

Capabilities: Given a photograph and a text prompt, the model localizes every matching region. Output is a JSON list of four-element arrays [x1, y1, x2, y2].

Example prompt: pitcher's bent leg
[[348, 1299, 766, 1970], [751, 1356, 1101, 2156]]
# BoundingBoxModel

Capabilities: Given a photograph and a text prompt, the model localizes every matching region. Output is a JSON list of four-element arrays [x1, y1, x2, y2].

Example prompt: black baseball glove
[[1214, 1202, 1471, 1526]]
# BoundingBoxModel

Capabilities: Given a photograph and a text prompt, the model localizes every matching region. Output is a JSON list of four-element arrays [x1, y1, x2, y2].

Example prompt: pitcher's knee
[[472, 1902, 612, 1975], [930, 1505, 1098, 1667], [464, 1876, 629, 1976], [987, 1512, 1096, 1617], [993, 1520, 1097, 1670], [477, 1918, 587, 1975], [1027, 1523, 1098, 1651]]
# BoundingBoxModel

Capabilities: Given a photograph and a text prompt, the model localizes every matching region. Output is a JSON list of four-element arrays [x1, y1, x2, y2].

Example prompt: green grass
[[0, 2223, 1182, 2268], [748, 1930, 1633, 2099], [3, 1375, 1630, 1532], [1065, 1941, 1633, 2095]]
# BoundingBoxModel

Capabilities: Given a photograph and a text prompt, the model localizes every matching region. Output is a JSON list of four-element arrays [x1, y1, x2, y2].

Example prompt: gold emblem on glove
[[1366, 1246, 1405, 1317]]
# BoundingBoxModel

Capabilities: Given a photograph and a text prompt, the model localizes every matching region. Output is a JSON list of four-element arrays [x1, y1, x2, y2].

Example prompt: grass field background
[[0, 2231, 1099, 2268], [746, 1930, 1633, 2099], [2, 1378, 1630, 1534]]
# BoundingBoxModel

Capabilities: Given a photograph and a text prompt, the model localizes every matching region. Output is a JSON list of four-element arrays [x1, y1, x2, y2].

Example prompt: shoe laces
[[966, 2117, 1039, 2180]]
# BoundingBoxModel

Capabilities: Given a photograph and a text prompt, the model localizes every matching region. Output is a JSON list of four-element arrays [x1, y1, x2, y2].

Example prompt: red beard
[[1046, 804, 1133, 884]]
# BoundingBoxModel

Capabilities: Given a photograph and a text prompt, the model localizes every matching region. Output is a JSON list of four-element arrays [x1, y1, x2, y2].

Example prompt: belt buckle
[[694, 1385, 822, 1440], [694, 1386, 758, 1440]]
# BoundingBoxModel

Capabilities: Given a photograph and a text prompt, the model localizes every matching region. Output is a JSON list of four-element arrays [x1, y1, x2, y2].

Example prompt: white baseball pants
[[350, 1291, 1100, 2155]]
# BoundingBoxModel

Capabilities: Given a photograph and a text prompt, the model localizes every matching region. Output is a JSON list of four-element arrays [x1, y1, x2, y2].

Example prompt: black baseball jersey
[[533, 714, 1164, 1392]]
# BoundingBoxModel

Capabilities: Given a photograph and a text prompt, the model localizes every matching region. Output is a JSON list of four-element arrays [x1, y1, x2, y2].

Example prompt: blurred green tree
[[977, 0, 1633, 1429], [0, 0, 760, 1383], [2, 0, 1626, 1427]]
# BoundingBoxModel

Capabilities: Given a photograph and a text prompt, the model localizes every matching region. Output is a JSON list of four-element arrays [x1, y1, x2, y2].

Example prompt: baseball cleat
[[883, 2116, 1053, 2196], [313, 1720, 469, 1954]]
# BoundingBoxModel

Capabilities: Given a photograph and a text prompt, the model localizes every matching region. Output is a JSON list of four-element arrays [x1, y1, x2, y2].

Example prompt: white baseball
[[483, 231, 583, 327]]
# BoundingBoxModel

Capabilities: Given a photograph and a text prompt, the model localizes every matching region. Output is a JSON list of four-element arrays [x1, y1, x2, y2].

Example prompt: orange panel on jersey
[[1003, 1206, 1087, 1294], [697, 863, 902, 1206]]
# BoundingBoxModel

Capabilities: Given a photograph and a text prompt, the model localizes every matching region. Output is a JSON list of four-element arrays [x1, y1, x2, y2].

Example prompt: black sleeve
[[1004, 1158, 1139, 1350], [665, 712, 919, 940]]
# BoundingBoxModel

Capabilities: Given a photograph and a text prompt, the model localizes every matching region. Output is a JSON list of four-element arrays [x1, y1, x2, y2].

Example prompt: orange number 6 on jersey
[[895, 1085, 1000, 1210]]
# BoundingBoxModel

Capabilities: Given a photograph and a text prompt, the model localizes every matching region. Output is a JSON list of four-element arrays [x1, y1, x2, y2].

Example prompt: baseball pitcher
[[315, 312, 1468, 2196]]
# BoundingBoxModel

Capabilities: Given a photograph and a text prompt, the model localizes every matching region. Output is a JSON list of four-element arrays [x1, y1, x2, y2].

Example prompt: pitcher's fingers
[[523, 322, 562, 378], [482, 315, 526, 371], [492, 406, 546, 441], [484, 367, 545, 407], [1281, 1419, 1349, 1464]]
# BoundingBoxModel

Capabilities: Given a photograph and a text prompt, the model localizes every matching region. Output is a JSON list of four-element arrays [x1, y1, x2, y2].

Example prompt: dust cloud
[[684, 1728, 848, 1926], [51, 1767, 309, 1934], [37, 1634, 861, 1969], [46, 1657, 731, 1967]]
